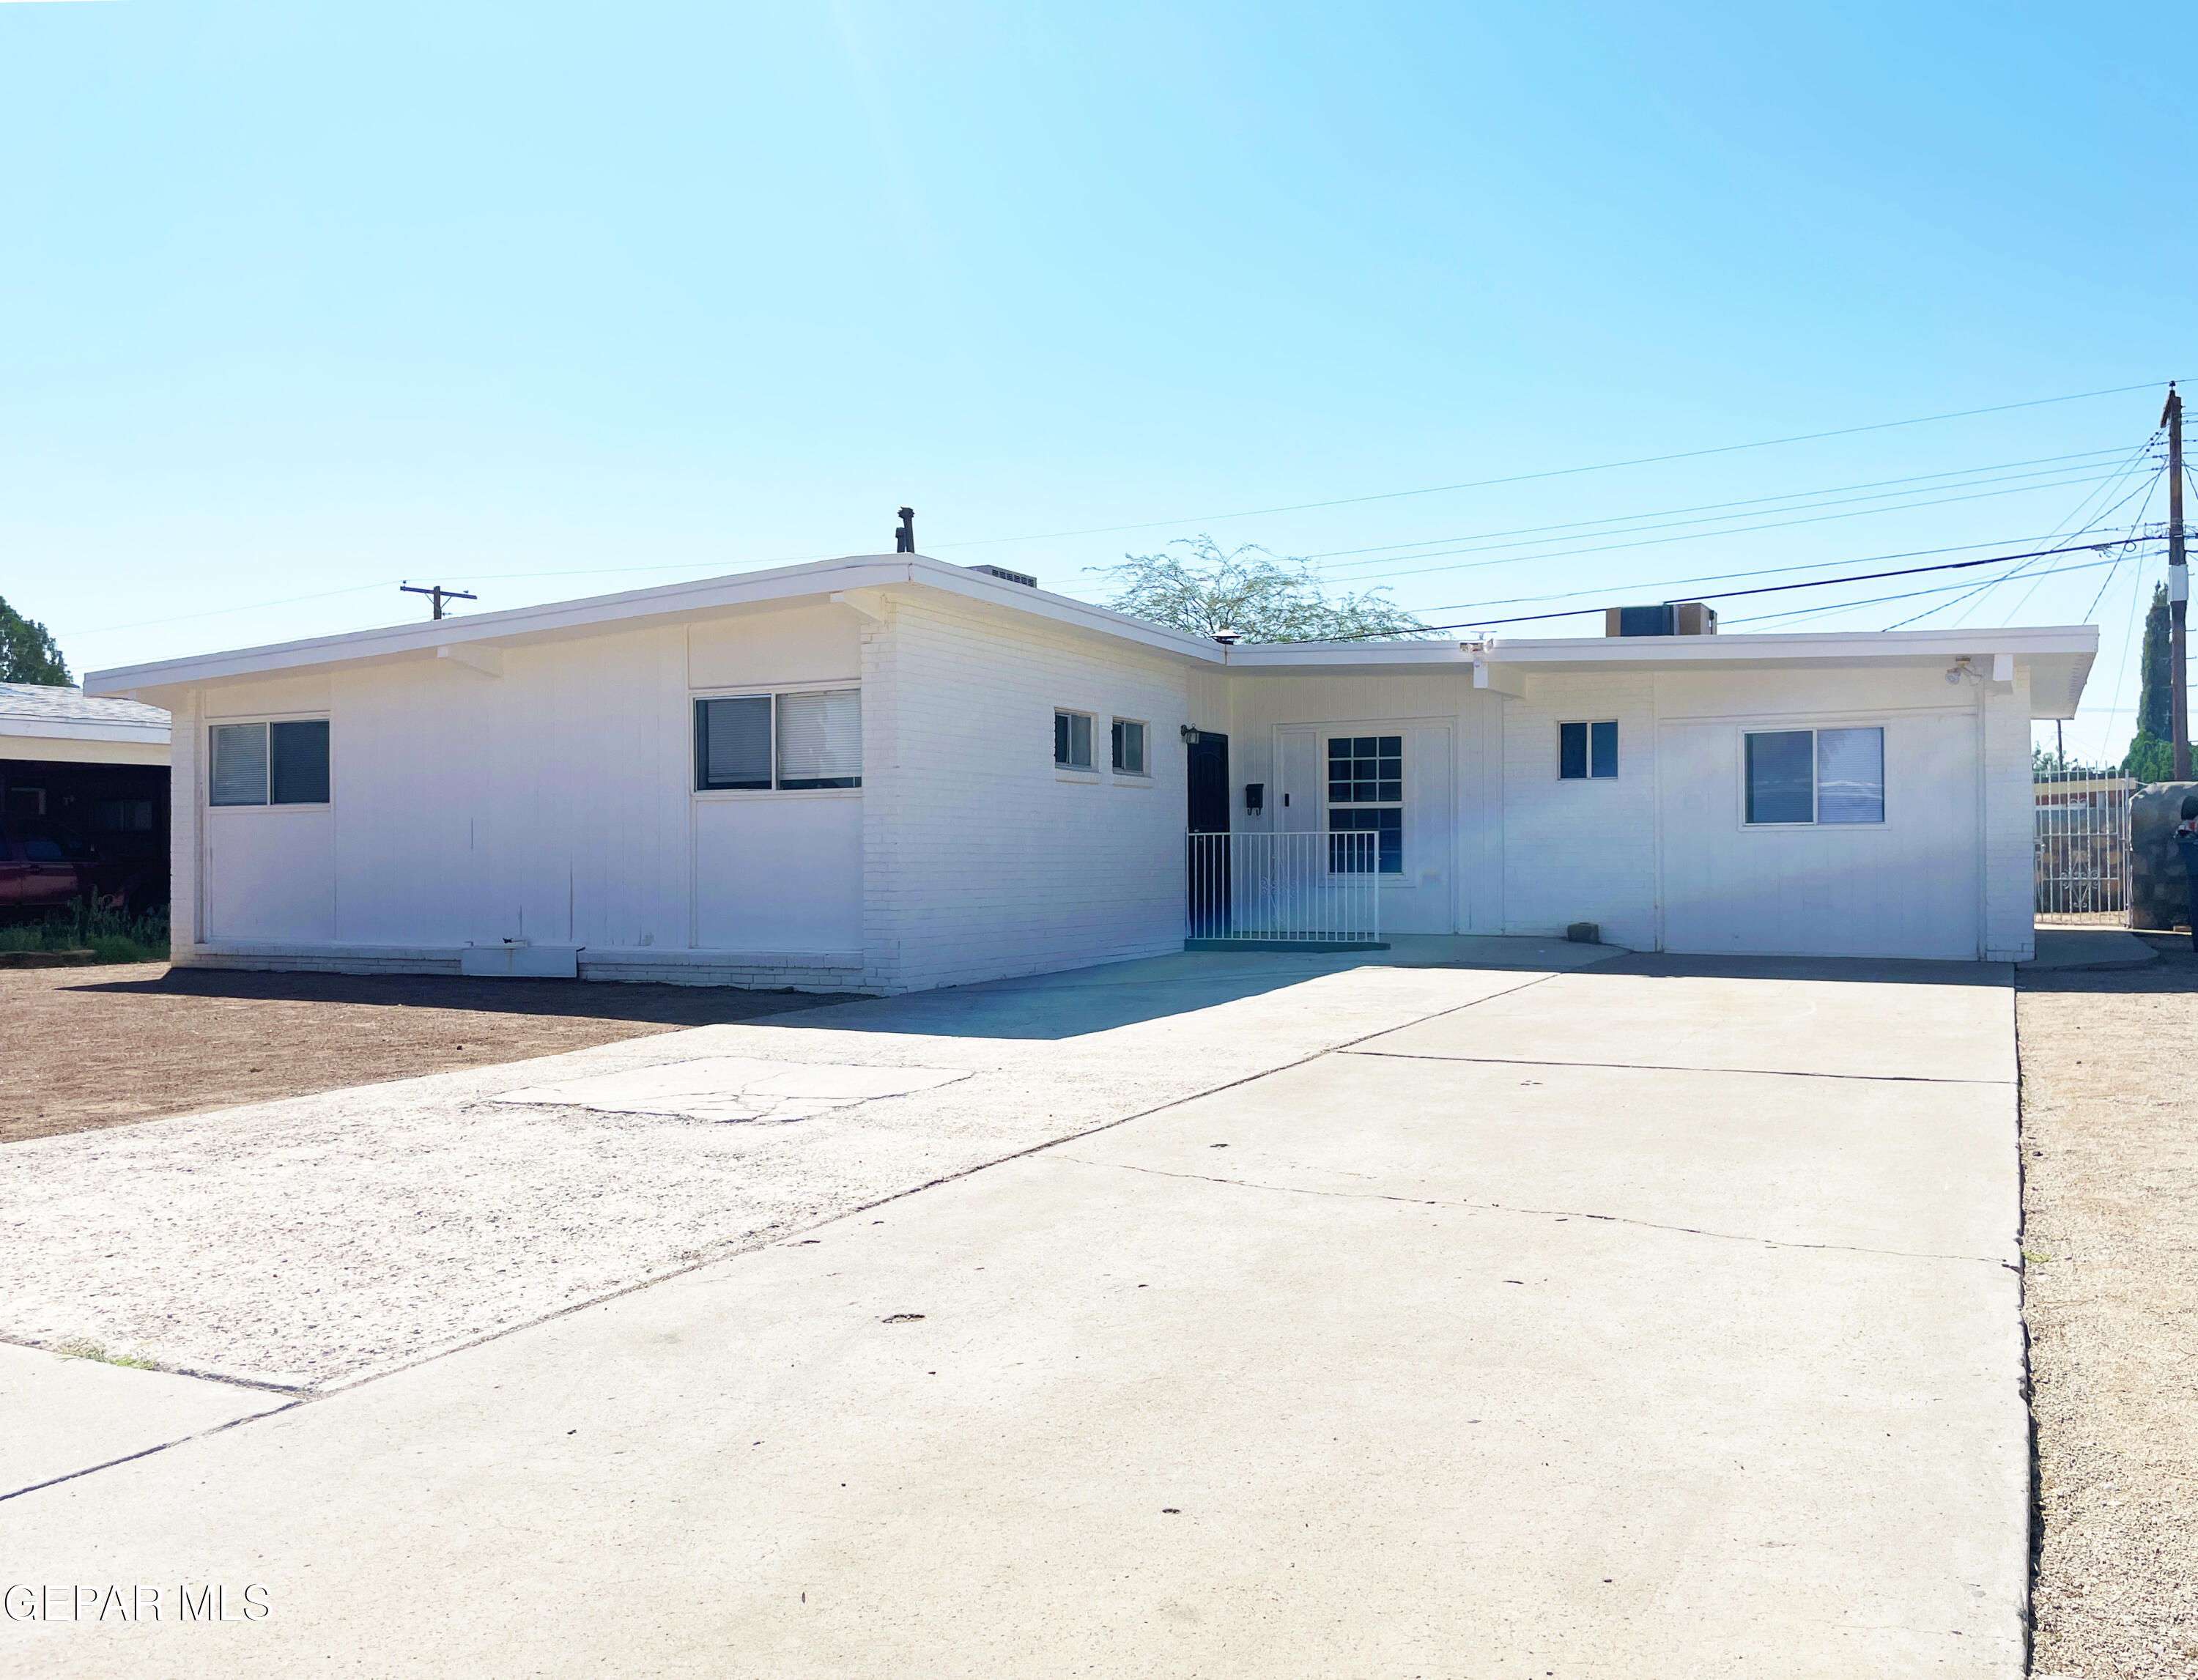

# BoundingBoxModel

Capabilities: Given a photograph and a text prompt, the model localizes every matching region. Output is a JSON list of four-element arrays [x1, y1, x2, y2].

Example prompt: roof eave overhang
[[83, 554, 1224, 695]]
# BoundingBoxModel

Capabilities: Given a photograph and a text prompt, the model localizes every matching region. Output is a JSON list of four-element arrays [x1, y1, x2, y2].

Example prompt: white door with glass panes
[[1656, 714, 1979, 958], [1276, 722, 1454, 934]]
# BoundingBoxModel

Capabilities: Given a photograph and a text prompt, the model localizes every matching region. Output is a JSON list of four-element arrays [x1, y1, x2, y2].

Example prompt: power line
[[1884, 449, 2163, 631], [1322, 465, 2134, 589], [1322, 540, 2148, 639], [1722, 558, 2123, 626], [932, 379, 2178, 552], [1301, 445, 2136, 570]]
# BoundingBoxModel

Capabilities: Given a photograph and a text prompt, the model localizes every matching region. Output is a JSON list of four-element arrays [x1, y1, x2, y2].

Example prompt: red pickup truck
[[0, 816, 166, 919]]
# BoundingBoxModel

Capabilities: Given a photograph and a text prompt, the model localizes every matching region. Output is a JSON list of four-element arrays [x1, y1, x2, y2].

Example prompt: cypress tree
[[2137, 582, 2172, 741]]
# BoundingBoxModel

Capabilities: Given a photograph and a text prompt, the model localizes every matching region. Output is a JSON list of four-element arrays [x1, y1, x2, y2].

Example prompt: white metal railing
[[1186, 830, 1382, 945], [2033, 770, 2132, 925]]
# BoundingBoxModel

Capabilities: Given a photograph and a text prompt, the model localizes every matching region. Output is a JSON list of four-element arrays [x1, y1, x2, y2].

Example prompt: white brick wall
[[1498, 672, 1661, 947], [862, 591, 1193, 993], [1981, 672, 2035, 962]]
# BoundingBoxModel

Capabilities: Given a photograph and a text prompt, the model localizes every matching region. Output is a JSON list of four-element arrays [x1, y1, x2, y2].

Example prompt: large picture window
[[1744, 727, 1884, 826], [695, 689, 861, 792], [209, 720, 330, 807], [1328, 734, 1403, 873]]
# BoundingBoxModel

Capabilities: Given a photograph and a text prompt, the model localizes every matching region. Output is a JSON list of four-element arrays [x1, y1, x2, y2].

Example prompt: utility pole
[[400, 582, 478, 621], [2166, 384, 2190, 780]]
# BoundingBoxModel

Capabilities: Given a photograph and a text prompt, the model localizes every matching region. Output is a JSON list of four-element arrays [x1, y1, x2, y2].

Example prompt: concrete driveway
[[1, 947, 2025, 1678]]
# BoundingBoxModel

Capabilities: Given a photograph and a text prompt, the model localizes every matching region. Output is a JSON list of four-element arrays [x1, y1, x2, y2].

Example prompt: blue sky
[[2, 1, 2188, 759]]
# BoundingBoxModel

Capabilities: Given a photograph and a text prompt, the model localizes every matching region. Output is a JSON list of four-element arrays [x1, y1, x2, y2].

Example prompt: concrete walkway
[[1, 948, 2027, 1677]]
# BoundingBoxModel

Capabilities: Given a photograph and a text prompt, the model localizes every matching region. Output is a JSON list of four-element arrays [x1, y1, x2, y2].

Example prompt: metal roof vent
[[965, 564, 1038, 588], [1606, 601, 1717, 637]]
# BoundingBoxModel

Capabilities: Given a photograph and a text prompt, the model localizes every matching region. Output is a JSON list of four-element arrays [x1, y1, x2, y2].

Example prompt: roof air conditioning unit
[[1605, 601, 1717, 637]]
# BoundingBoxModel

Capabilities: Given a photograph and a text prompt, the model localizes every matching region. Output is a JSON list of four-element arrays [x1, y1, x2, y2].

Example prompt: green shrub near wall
[[0, 900, 170, 963]]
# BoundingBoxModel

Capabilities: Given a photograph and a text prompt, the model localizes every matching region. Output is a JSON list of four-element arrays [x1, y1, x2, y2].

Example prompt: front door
[[1185, 732, 1229, 936]]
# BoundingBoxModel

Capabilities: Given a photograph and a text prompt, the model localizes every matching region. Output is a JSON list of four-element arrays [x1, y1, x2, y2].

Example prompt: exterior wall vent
[[965, 564, 1038, 588], [1605, 601, 1717, 637]]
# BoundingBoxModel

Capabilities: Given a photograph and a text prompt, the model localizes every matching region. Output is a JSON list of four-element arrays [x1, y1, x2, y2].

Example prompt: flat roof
[[83, 552, 2097, 719]]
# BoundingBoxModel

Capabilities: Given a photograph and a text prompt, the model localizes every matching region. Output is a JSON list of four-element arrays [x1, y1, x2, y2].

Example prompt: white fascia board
[[1222, 640, 1473, 670], [1468, 624, 2098, 667], [0, 719, 171, 746], [84, 553, 1221, 695]]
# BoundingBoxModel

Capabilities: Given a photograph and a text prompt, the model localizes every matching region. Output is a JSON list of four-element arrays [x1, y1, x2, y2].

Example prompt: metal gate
[[2033, 769, 2132, 925]]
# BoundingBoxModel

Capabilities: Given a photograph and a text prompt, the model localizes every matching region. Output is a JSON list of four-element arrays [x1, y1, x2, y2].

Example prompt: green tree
[[1100, 536, 1432, 644], [2123, 581, 2195, 779], [2136, 582, 2172, 739], [0, 596, 71, 685]]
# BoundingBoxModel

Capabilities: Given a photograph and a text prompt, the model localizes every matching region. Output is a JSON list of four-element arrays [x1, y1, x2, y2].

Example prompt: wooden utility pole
[[400, 582, 478, 621], [2166, 385, 2191, 780]]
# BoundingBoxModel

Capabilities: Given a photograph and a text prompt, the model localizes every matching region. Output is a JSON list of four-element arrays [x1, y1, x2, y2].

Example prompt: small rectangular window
[[1111, 719, 1147, 776], [210, 722, 270, 806], [1744, 727, 1884, 825], [270, 719, 330, 804], [777, 689, 862, 789], [1055, 710, 1093, 769], [1559, 721, 1618, 780], [210, 719, 330, 806], [696, 695, 773, 790]]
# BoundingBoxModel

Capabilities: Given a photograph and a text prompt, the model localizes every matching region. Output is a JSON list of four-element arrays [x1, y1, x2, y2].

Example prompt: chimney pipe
[[896, 507, 915, 553]]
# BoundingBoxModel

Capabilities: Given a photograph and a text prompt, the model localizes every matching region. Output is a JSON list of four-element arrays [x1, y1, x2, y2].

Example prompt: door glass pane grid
[[1328, 807, 1402, 873], [1328, 736, 1401, 804]]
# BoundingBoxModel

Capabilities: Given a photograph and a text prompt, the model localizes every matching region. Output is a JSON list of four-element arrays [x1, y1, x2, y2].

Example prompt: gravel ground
[[0, 960, 1503, 1391], [0, 963, 856, 1143], [2021, 933, 2198, 1678]]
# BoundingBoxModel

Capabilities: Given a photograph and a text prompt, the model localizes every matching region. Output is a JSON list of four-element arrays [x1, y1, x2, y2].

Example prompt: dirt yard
[[2021, 933, 2198, 1678], [1, 964, 858, 1144]]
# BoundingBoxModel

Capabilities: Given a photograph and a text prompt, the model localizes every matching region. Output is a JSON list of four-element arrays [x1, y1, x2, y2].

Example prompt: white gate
[[1186, 831, 1382, 947], [2033, 770, 2131, 925]]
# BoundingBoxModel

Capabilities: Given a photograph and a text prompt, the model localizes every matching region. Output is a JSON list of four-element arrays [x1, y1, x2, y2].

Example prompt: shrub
[[1, 898, 169, 963]]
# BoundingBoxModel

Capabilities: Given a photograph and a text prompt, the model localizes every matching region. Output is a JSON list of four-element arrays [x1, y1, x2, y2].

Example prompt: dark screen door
[[1185, 732, 1229, 936]]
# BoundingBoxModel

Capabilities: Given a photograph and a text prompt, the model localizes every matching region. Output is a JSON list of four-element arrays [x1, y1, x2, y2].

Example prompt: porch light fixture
[[1180, 725, 1202, 745]]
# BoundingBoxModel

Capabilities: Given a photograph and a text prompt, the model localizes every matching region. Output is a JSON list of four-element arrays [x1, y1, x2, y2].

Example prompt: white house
[[80, 553, 2095, 990]]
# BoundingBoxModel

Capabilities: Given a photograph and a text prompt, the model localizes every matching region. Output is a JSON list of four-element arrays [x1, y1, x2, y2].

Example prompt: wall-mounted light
[[1946, 656, 1977, 687], [1180, 725, 1202, 745]]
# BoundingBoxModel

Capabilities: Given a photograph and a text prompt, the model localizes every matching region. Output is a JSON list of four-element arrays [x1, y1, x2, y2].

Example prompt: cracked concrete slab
[[1355, 958, 2016, 1084], [494, 1057, 974, 1123], [1058, 1051, 2021, 1261], [0, 947, 2027, 1676], [0, 1343, 288, 1500], [0, 955, 1548, 1390]]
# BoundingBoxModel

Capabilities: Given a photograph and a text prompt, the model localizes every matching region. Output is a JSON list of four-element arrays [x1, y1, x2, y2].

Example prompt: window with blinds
[[694, 689, 861, 792], [777, 689, 862, 788], [209, 720, 330, 807]]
